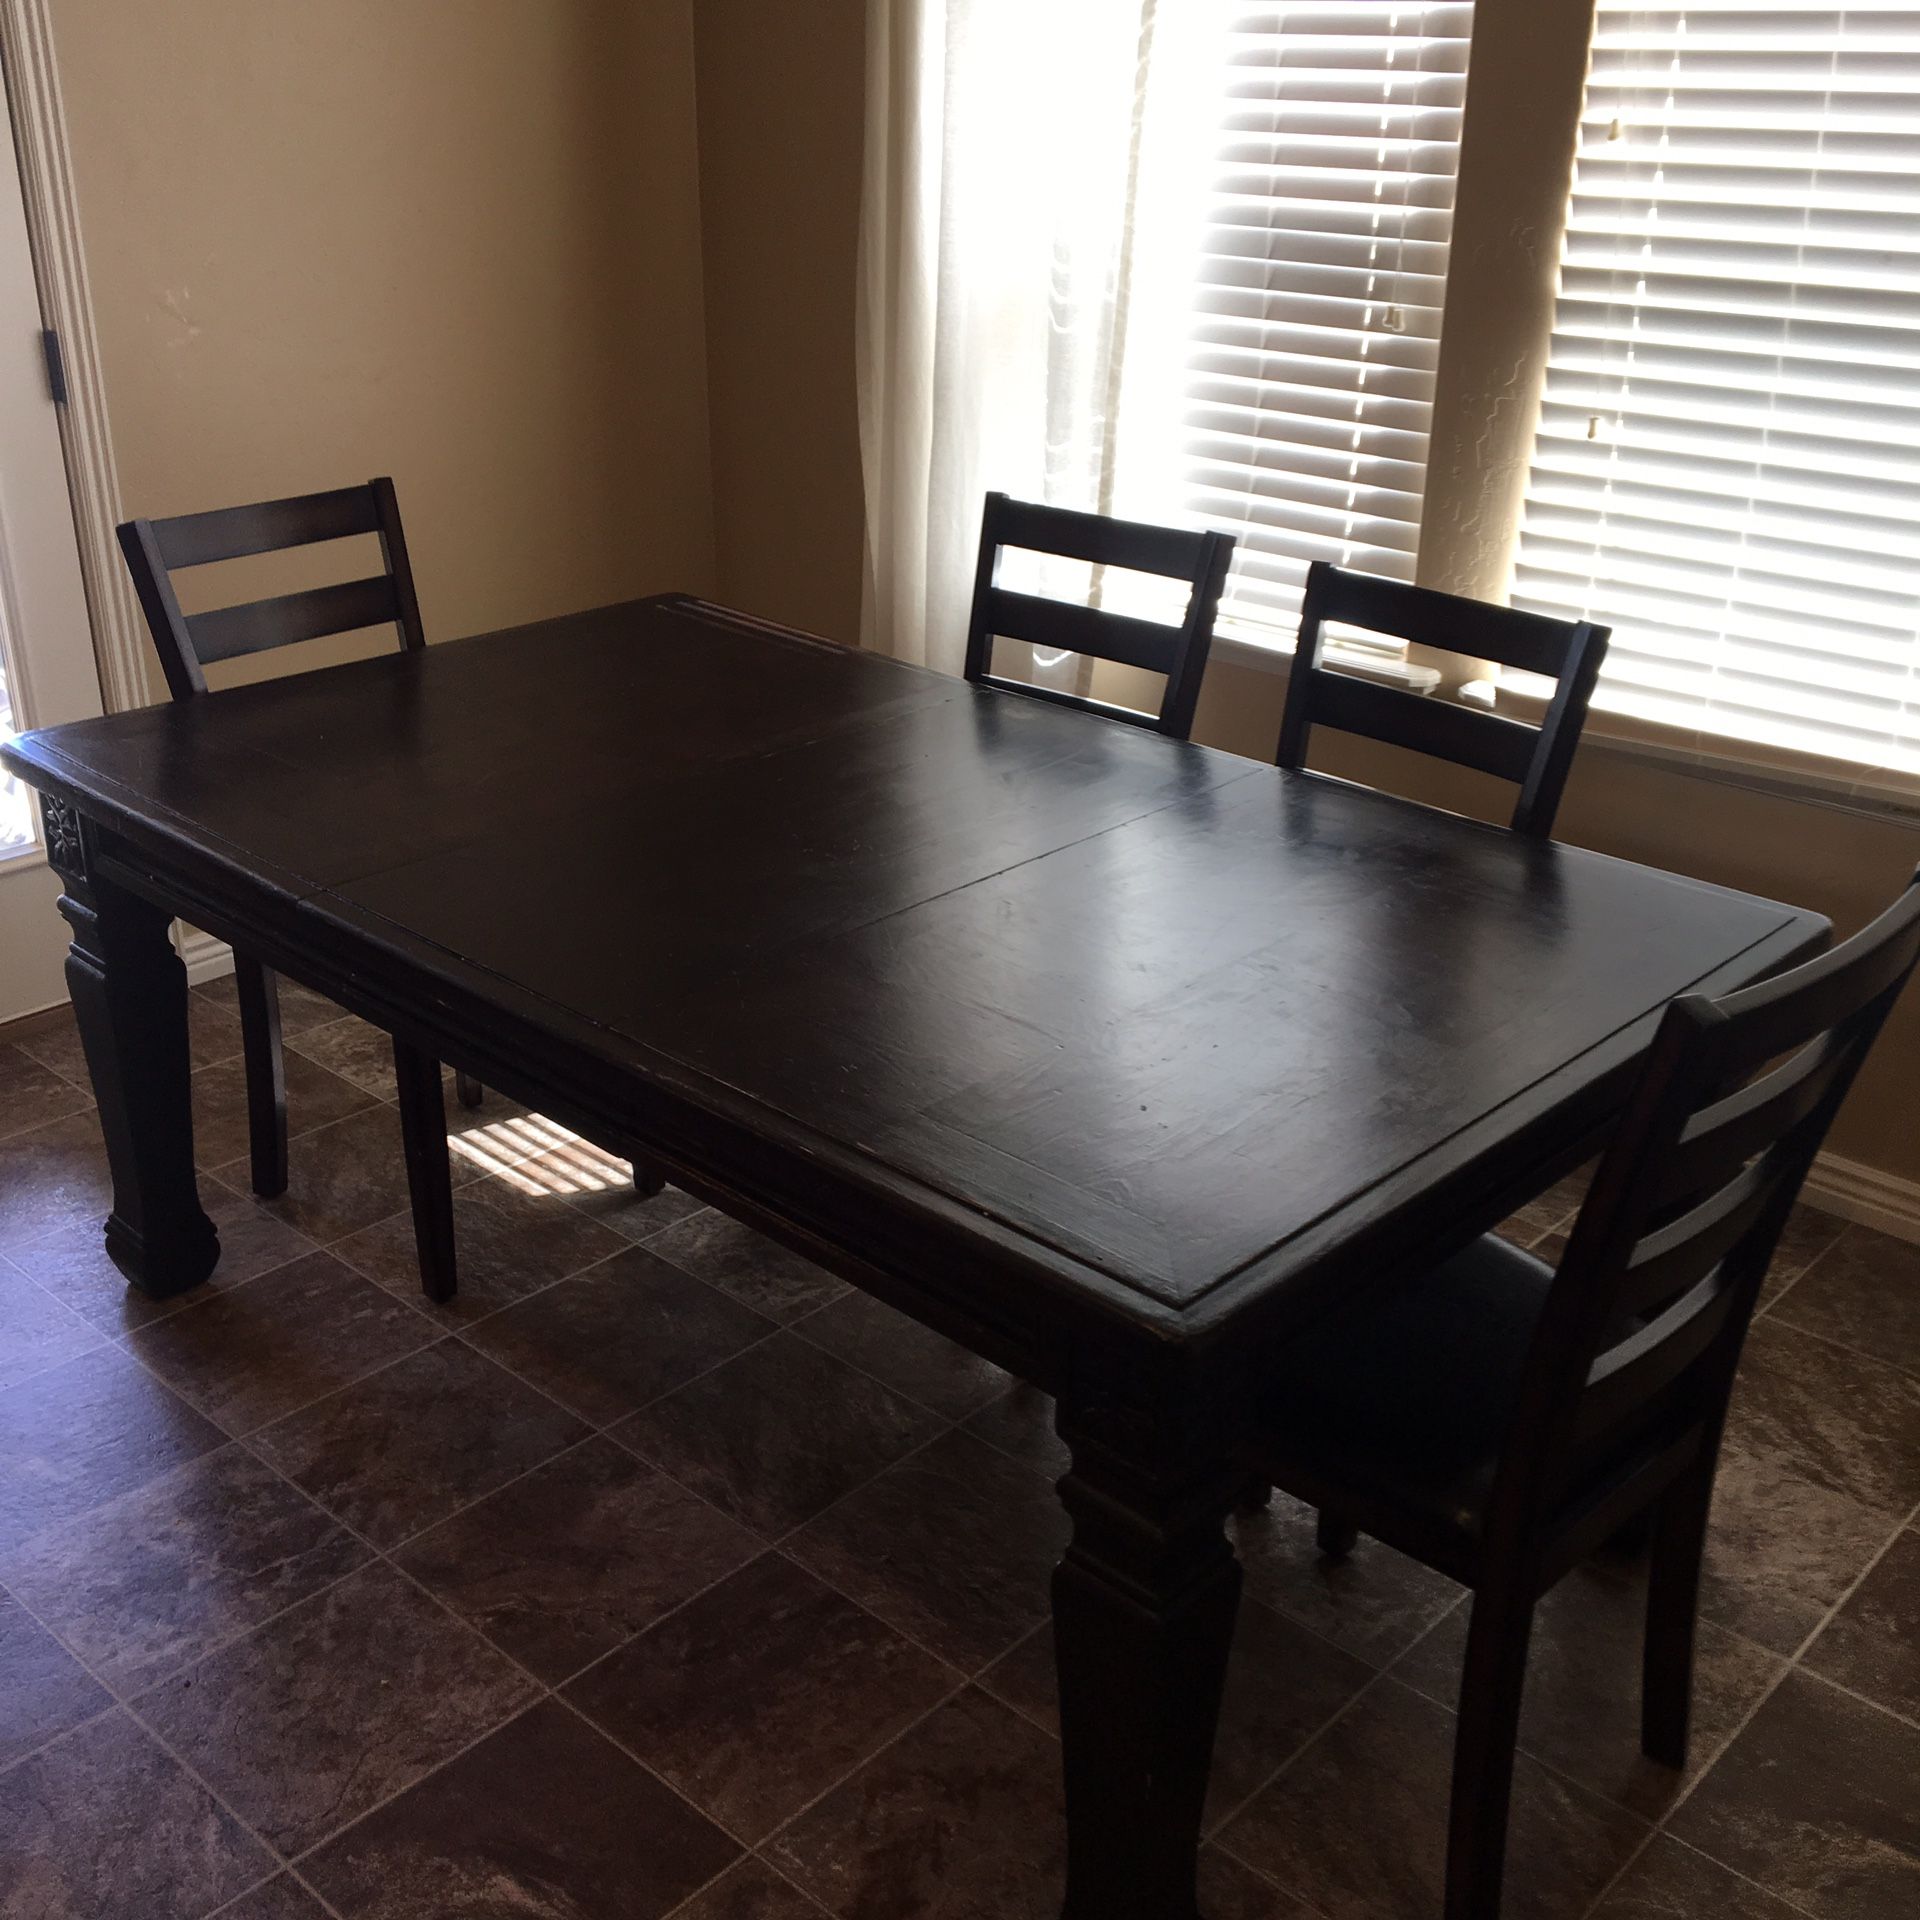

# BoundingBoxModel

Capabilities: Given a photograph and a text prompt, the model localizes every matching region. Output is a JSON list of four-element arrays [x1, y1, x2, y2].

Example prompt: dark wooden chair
[[117, 478, 478, 1301], [1247, 868, 1920, 1918], [1277, 561, 1610, 836], [964, 492, 1235, 741]]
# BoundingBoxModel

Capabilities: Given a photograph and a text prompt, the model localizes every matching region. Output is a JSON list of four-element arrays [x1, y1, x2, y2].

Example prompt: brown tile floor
[[0, 984, 1916, 1918]]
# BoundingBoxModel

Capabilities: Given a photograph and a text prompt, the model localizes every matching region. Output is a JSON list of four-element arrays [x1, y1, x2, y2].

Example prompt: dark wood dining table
[[1, 594, 1828, 1918]]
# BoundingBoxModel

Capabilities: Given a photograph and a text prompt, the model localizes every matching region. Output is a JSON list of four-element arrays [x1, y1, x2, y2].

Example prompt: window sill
[[1481, 679, 1920, 826], [1561, 724, 1920, 826], [1210, 635, 1920, 826]]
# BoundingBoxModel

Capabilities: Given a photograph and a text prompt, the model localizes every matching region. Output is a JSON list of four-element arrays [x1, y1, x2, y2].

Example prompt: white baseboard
[[176, 925, 234, 987], [1802, 1150, 1920, 1246]]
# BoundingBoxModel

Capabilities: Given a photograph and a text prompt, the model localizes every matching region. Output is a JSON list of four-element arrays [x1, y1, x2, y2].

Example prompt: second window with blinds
[[1184, 5, 1473, 644], [1513, 2, 1920, 789], [1106, 4, 1474, 661]]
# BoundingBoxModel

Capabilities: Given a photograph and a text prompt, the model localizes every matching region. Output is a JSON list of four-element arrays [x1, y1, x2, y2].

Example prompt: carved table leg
[[1052, 1400, 1243, 1920], [49, 803, 219, 1297]]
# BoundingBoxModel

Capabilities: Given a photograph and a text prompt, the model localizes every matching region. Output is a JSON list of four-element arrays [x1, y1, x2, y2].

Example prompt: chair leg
[[233, 956, 287, 1198], [1315, 1508, 1359, 1558], [1444, 1586, 1535, 1920], [393, 1039, 458, 1304], [1642, 1465, 1714, 1770], [630, 1158, 667, 1199], [454, 1069, 484, 1110], [1236, 1478, 1273, 1513]]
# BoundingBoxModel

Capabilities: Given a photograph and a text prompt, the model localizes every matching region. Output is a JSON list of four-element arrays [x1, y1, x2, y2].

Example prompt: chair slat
[[1575, 1273, 1737, 1448], [1312, 566, 1589, 678], [1653, 1030, 1852, 1210], [1710, 899, 1920, 1069], [984, 589, 1184, 677], [1619, 1149, 1779, 1319], [186, 575, 402, 664], [992, 495, 1208, 579], [151, 484, 383, 569], [1303, 668, 1541, 784]]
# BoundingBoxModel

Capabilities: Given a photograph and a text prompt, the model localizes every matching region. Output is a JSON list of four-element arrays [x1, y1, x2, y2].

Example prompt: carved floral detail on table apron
[[40, 795, 86, 875]]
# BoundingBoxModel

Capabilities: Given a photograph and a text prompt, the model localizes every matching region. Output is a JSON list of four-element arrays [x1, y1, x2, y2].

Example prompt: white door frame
[[1, 0, 145, 715], [1, 0, 231, 995]]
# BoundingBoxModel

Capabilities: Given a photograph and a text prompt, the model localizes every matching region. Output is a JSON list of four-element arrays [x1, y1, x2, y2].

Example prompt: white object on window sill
[[1211, 625, 1443, 698]]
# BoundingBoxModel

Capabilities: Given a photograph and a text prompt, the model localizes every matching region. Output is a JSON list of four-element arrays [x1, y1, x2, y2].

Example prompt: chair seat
[[1252, 1234, 1554, 1546]]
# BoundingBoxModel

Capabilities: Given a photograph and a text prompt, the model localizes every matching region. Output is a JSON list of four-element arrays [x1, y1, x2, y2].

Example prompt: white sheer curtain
[[857, 0, 1211, 674]]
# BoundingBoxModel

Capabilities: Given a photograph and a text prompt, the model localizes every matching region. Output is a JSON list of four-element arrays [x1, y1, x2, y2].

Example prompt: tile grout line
[[747, 1669, 979, 1860], [127, 1129, 703, 1375], [197, 1250, 1062, 1894], [102, 1173, 687, 1447], [252, 1417, 999, 1901], [1576, 1488, 1920, 1918], [1203, 1589, 1472, 1863], [69, 1212, 979, 1701], [50, 1274, 1354, 1910], [221, 1439, 781, 1884], [0, 1074, 396, 1920], [650, 1856, 774, 1920], [137, 1315, 451, 1449], [1770, 1489, 1920, 1674], [0, 1688, 122, 1781], [1574, 1819, 1821, 1920], [0, 1475, 385, 1718], [2, 1241, 804, 1830], [657, 1851, 837, 1920], [0, 1252, 113, 1386], [1753, 1214, 1853, 1327], [9, 1044, 1053, 1894], [1793, 1663, 1920, 1737], [199, 1864, 335, 1920], [112, 1262, 1004, 1888], [1635, 1830, 1827, 1919], [1751, 1297, 1920, 1384], [0, 1562, 351, 1920]]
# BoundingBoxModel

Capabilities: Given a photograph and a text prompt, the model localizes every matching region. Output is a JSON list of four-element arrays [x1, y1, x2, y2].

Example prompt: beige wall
[[54, 0, 716, 692], [692, 0, 866, 640], [687, 0, 1920, 1189]]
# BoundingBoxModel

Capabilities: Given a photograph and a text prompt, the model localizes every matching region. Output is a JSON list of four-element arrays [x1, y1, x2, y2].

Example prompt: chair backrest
[[117, 478, 425, 702], [1501, 869, 1920, 1556], [963, 492, 1235, 741], [1276, 562, 1610, 836]]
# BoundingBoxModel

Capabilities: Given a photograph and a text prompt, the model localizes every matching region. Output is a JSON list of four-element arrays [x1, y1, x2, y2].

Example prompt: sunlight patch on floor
[[446, 1111, 632, 1196]]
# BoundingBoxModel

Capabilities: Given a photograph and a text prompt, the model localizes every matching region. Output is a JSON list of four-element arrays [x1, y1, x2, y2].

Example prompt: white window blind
[[1180, 3, 1475, 643], [1514, 1, 1920, 781]]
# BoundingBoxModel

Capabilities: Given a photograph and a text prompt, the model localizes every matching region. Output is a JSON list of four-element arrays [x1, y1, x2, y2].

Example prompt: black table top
[[5, 595, 1827, 1338]]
